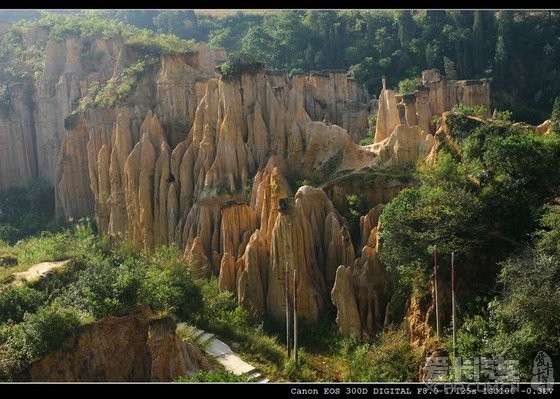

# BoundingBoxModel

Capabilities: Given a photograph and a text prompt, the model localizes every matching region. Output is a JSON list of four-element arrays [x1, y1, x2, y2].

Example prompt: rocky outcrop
[[331, 204, 391, 339], [374, 69, 491, 143], [29, 306, 212, 382], [265, 70, 374, 143], [1, 27, 446, 328], [82, 65, 439, 324], [0, 83, 37, 190]]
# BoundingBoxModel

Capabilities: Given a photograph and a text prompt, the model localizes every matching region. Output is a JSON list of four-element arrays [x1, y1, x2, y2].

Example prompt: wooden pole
[[452, 252, 456, 359], [293, 269, 298, 363], [285, 261, 290, 358], [434, 245, 440, 341]]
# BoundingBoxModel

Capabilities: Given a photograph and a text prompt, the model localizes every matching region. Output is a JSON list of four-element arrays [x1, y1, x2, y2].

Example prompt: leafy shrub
[[0, 286, 45, 324], [397, 76, 421, 94], [217, 51, 265, 81], [0, 304, 81, 380], [178, 368, 249, 382], [487, 252, 560, 380], [140, 245, 203, 321], [59, 254, 142, 319], [492, 109, 513, 121], [452, 103, 488, 119], [359, 135, 374, 145], [339, 328, 422, 381]]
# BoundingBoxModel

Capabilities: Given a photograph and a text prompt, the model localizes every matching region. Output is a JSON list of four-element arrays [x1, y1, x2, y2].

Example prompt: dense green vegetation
[[0, 221, 428, 382], [0, 178, 55, 244], [90, 9, 560, 124], [3, 10, 560, 121], [379, 109, 560, 380], [1, 9, 560, 382], [216, 51, 265, 81]]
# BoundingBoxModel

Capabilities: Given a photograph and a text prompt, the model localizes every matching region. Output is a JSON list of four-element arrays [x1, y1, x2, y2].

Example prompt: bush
[[140, 245, 203, 321], [178, 368, 249, 382], [59, 254, 142, 319], [452, 103, 488, 119], [488, 252, 560, 380], [217, 51, 265, 81], [0, 286, 45, 324], [397, 77, 421, 94], [359, 135, 374, 145], [0, 304, 81, 380], [339, 328, 422, 381], [492, 109, 513, 121]]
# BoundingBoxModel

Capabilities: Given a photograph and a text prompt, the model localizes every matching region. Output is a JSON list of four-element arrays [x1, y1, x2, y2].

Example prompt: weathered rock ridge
[[375, 69, 491, 143], [1, 29, 462, 335], [84, 64, 436, 326], [29, 306, 212, 381]]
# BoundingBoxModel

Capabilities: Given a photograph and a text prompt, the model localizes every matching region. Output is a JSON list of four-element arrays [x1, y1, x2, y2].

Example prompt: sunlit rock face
[[1, 28, 449, 327]]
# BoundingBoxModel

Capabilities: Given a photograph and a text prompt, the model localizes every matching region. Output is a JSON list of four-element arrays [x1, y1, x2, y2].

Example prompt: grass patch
[[176, 367, 249, 382]]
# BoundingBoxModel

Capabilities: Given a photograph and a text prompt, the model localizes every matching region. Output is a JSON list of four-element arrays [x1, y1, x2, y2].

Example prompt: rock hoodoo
[[0, 26, 492, 335]]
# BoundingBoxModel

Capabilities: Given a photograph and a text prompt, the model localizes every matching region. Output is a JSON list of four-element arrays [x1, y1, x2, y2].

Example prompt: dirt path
[[177, 323, 269, 382], [11, 259, 71, 284]]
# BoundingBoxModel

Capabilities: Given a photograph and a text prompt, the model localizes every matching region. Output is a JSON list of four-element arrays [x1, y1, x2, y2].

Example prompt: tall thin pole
[[434, 245, 440, 341], [285, 261, 290, 358], [452, 252, 456, 359], [293, 269, 298, 363]]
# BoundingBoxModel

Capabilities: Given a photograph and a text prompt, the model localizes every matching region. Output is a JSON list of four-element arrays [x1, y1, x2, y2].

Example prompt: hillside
[[0, 10, 559, 383]]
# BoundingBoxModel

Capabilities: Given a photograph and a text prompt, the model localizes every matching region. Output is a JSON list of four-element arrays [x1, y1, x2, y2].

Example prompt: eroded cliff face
[[1, 29, 443, 332], [29, 306, 212, 382], [83, 64, 435, 325], [374, 69, 491, 143], [331, 204, 391, 339], [0, 83, 37, 190]]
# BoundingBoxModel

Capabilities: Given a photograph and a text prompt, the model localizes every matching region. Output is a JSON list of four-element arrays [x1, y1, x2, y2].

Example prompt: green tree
[[379, 182, 483, 286], [488, 252, 560, 379], [397, 10, 416, 48], [550, 96, 560, 133], [153, 10, 198, 39]]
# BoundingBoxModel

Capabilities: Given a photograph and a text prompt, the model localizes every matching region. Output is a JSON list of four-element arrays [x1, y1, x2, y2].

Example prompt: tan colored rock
[[2, 29, 452, 332], [304, 71, 373, 142], [29, 306, 212, 382], [375, 87, 400, 143], [377, 124, 436, 166], [331, 265, 362, 337], [217, 204, 257, 292], [55, 120, 95, 219], [374, 68, 491, 143], [359, 204, 385, 250], [0, 84, 37, 190], [331, 206, 390, 339], [238, 229, 269, 317]]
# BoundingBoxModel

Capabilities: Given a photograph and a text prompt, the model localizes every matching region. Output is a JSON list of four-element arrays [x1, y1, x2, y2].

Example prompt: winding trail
[[177, 323, 269, 382]]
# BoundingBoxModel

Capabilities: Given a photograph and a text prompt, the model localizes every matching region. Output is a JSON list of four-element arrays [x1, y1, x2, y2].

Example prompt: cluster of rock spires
[[0, 30, 492, 341]]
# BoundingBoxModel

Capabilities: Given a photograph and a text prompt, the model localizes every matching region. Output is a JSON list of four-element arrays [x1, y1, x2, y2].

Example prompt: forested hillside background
[[1, 9, 559, 382], [1, 9, 559, 123]]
